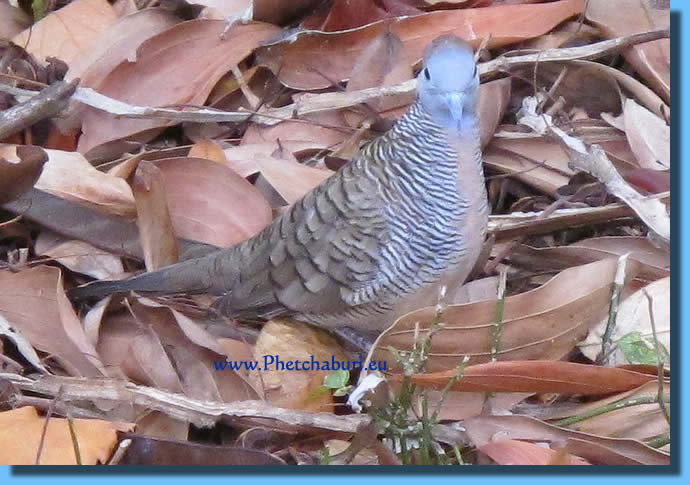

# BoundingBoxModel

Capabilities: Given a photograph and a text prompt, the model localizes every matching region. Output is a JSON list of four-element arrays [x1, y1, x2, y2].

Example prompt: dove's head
[[416, 35, 479, 131]]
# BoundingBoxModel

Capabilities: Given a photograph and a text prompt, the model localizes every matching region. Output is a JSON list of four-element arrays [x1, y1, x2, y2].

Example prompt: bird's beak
[[445, 92, 464, 124]]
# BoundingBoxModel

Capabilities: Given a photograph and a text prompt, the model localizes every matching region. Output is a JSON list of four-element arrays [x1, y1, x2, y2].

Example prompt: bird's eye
[[423, 68, 430, 80]]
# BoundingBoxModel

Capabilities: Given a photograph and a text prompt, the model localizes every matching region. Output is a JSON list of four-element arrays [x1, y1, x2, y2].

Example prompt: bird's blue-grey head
[[416, 35, 479, 132]]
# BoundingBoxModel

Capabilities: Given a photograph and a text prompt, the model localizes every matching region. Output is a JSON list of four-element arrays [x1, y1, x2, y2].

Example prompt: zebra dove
[[71, 35, 489, 332]]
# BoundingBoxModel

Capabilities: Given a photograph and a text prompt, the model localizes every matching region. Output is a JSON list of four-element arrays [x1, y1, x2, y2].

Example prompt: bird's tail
[[69, 250, 234, 300]]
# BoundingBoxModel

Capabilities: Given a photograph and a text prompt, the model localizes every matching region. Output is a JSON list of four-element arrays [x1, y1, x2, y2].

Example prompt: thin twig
[[643, 288, 671, 425]]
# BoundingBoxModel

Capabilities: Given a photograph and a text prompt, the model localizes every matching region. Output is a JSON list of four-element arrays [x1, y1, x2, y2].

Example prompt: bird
[[70, 35, 489, 334]]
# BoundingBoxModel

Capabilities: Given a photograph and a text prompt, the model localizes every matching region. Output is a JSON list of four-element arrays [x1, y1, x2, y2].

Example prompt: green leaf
[[323, 370, 350, 389], [618, 331, 669, 365]]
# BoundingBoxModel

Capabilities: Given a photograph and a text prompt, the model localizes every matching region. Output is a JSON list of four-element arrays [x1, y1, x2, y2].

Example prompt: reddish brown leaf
[[154, 157, 273, 247], [0, 266, 105, 376], [0, 146, 48, 204], [78, 20, 281, 154], [586, 0, 670, 103], [257, 0, 586, 89], [407, 361, 655, 394], [132, 161, 180, 270], [464, 415, 669, 465], [12, 0, 118, 67], [479, 439, 590, 465]]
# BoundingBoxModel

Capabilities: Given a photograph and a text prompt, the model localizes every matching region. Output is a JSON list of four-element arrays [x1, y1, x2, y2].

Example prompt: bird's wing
[[213, 159, 390, 320]]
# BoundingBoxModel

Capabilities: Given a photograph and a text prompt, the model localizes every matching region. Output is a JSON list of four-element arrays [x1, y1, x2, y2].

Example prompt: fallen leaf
[[374, 257, 639, 372], [0, 406, 131, 465], [0, 266, 106, 377], [407, 360, 655, 394], [132, 161, 180, 270], [0, 145, 48, 204], [78, 20, 281, 154], [580, 277, 670, 365], [154, 157, 273, 247], [463, 414, 669, 465], [12, 0, 118, 67], [248, 319, 348, 412], [257, 0, 586, 89], [479, 439, 590, 465], [622, 98, 670, 170], [586, 0, 670, 103]]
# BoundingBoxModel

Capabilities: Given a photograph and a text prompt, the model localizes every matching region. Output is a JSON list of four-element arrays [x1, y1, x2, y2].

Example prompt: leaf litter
[[0, 0, 670, 466]]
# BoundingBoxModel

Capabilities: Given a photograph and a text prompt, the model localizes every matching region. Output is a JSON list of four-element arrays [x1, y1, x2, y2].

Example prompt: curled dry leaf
[[78, 20, 281, 154], [97, 298, 258, 403], [256, 0, 586, 89], [622, 98, 670, 170], [580, 276, 670, 366], [0, 266, 105, 377], [0, 145, 135, 217], [0, 145, 48, 205], [133, 161, 180, 270], [478, 78, 511, 148], [518, 96, 670, 243], [373, 257, 639, 373], [248, 319, 348, 412], [12, 0, 118, 67], [34, 231, 125, 280]]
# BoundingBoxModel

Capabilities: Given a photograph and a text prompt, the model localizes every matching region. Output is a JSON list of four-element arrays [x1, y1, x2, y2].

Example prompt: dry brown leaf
[[135, 412, 190, 441], [0, 406, 131, 465], [133, 161, 180, 270], [407, 361, 655, 394], [257, 0, 586, 89], [60, 8, 180, 133], [0, 1, 30, 38], [12, 0, 118, 67], [518, 96, 670, 243], [622, 98, 670, 170], [484, 138, 573, 195], [223, 154, 333, 206], [543, 381, 669, 443], [0, 145, 48, 204], [345, 30, 415, 126], [478, 78, 511, 148], [78, 20, 281, 154], [479, 439, 590, 465], [35, 231, 125, 280], [0, 265, 106, 377], [586, 0, 670, 103], [248, 319, 348, 412], [463, 414, 669, 465], [0, 145, 135, 217], [188, 139, 228, 163], [374, 257, 639, 372], [509, 236, 670, 282], [154, 157, 273, 247], [580, 276, 670, 365]]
